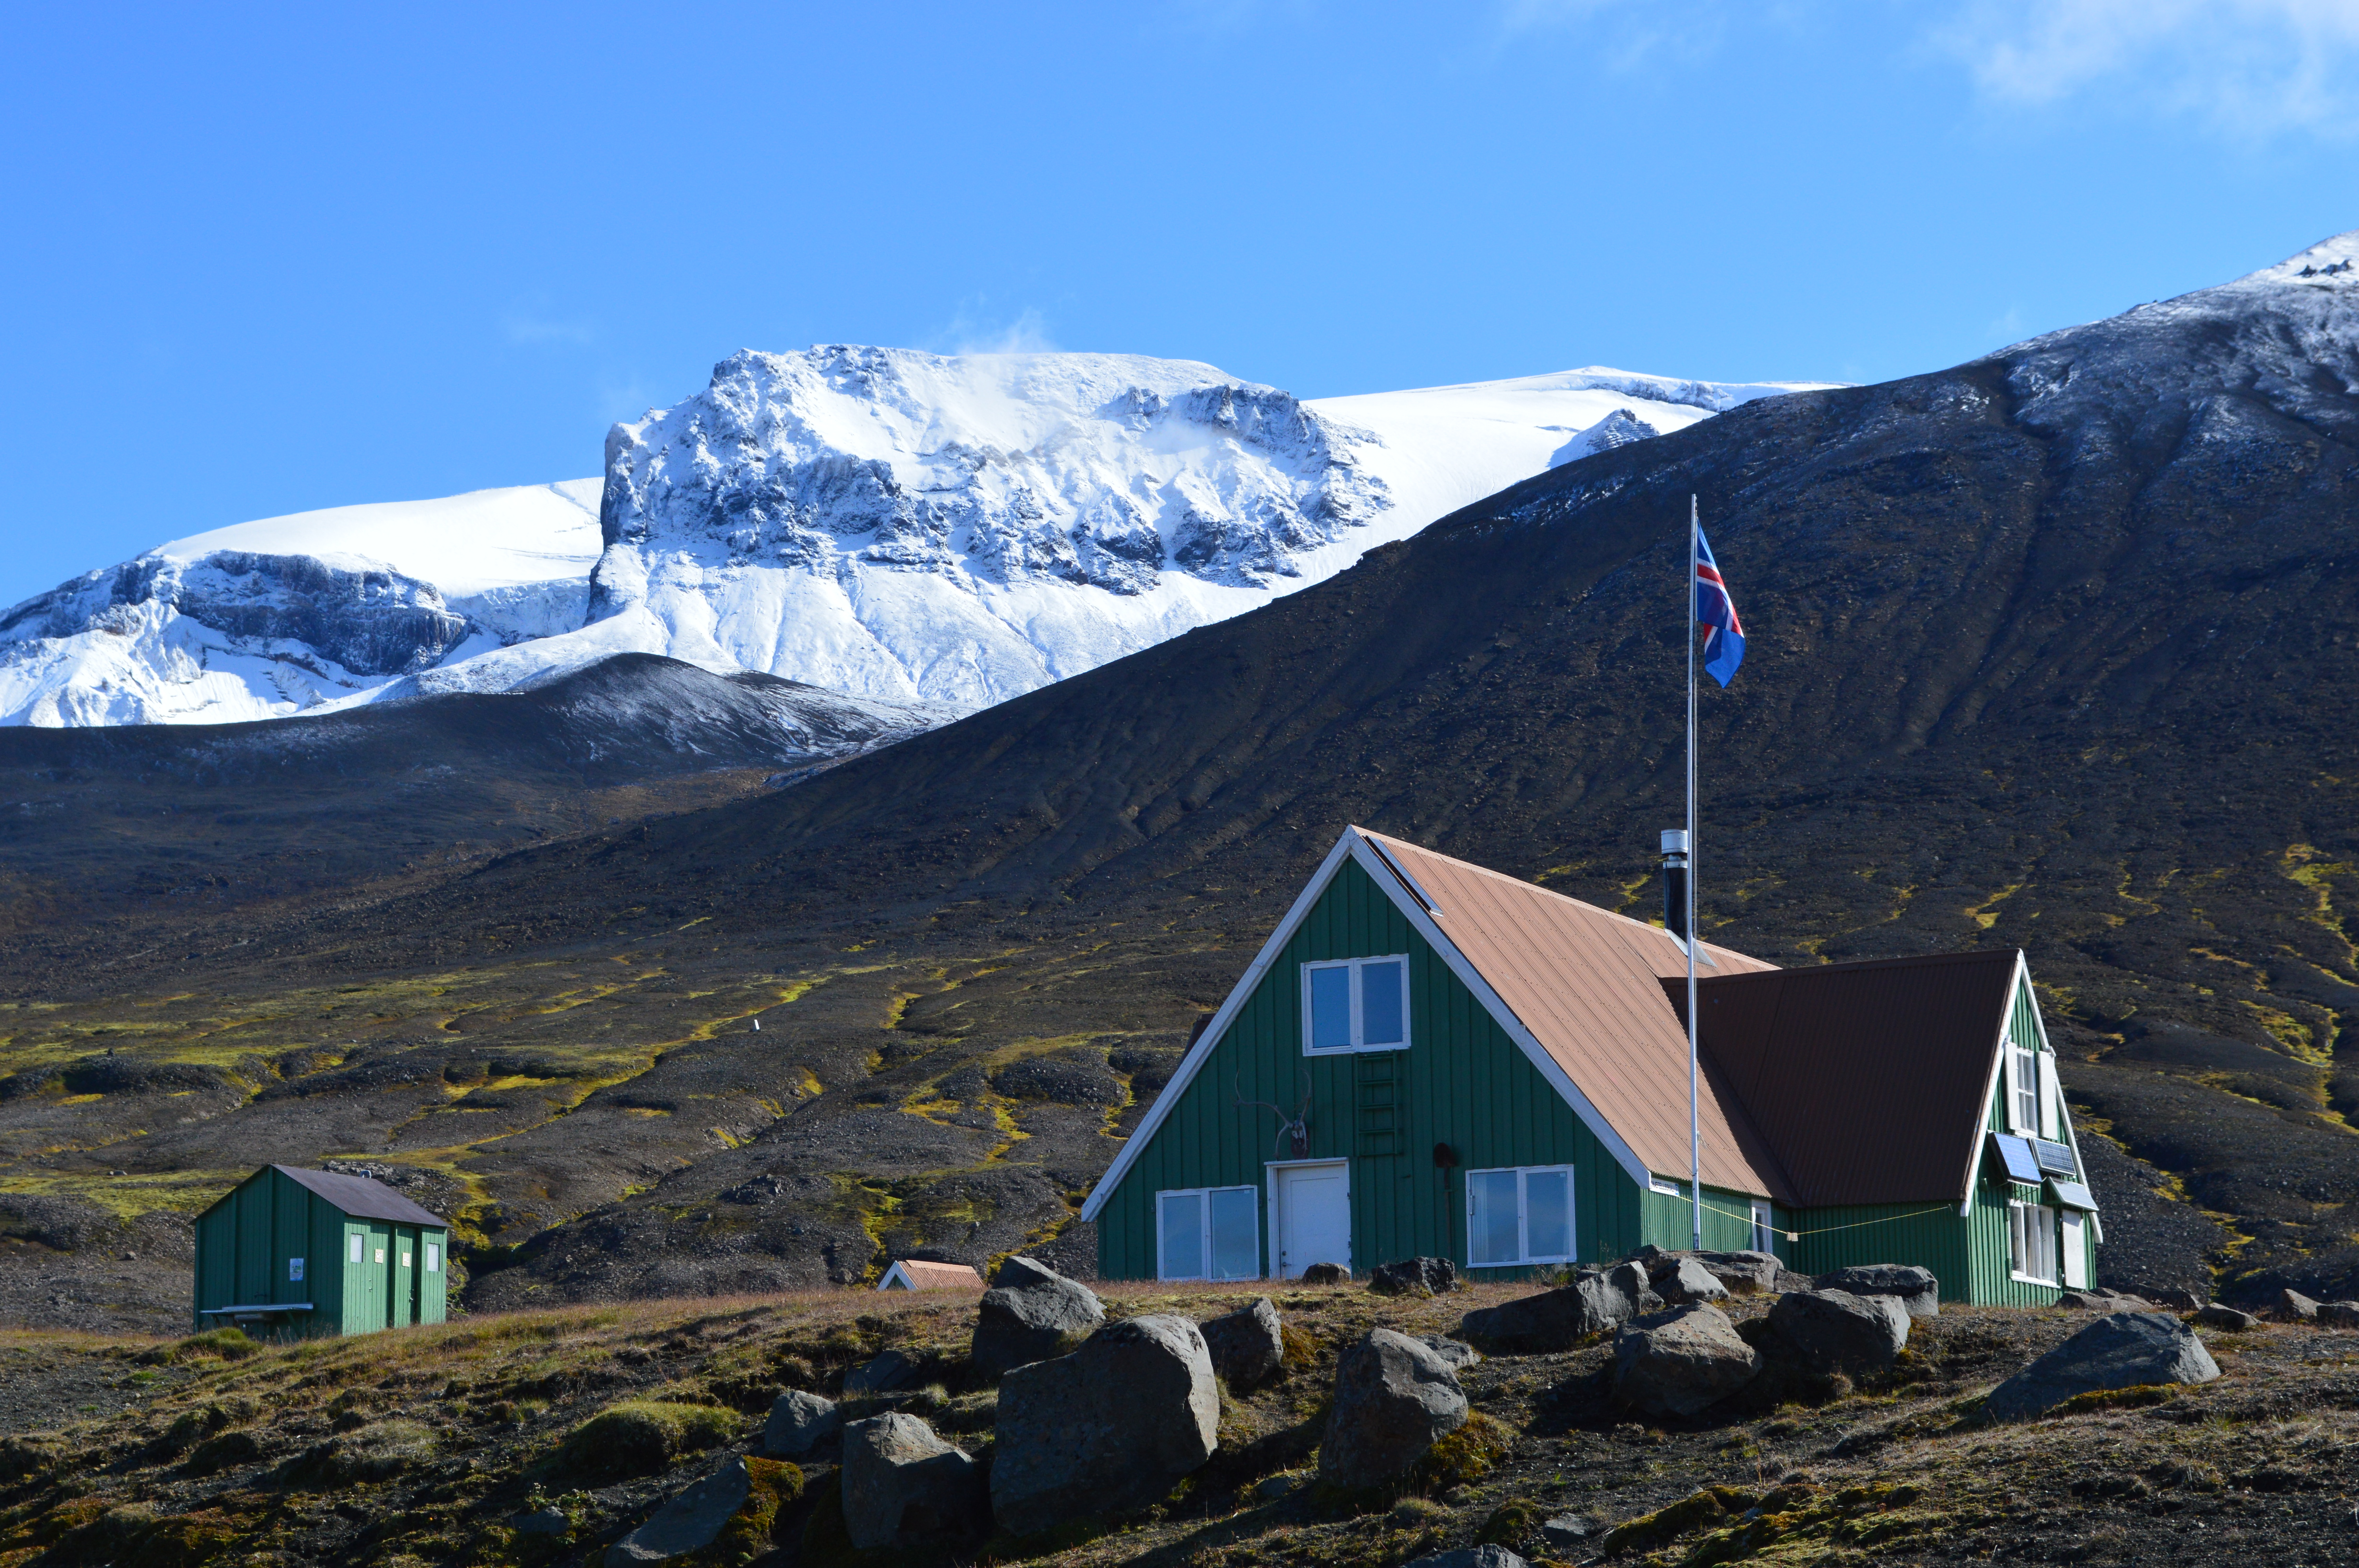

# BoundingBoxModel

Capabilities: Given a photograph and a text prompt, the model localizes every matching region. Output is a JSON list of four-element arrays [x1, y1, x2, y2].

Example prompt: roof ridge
[[1696, 947, 2020, 985], [1355, 826, 1764, 968]]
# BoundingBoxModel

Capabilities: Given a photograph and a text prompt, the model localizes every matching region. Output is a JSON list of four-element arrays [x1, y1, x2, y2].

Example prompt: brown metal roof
[[273, 1165, 447, 1226], [1682, 949, 2020, 1205], [1359, 830, 1790, 1201], [883, 1259, 986, 1291]]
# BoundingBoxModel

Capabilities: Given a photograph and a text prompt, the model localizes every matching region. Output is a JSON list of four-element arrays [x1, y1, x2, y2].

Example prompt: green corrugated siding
[[1098, 858, 1654, 1280], [190, 1169, 443, 1339], [1638, 1181, 1787, 1263], [1791, 1201, 1971, 1298]]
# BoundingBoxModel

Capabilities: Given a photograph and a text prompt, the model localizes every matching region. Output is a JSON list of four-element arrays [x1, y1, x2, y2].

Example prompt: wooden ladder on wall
[[1354, 1051, 1405, 1157]]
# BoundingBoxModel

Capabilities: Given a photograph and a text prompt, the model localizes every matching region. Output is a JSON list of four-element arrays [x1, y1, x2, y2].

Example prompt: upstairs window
[[1158, 1187, 1260, 1281], [1466, 1165, 1575, 1267], [1303, 956, 1410, 1054], [2008, 1040, 2040, 1134]]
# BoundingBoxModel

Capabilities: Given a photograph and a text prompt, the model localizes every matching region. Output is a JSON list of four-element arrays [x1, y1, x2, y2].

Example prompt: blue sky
[[4, 1, 2356, 607]]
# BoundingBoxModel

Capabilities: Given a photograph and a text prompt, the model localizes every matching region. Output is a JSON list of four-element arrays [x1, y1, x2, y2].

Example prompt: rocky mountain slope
[[0, 234, 2354, 1326], [0, 360, 1823, 726]]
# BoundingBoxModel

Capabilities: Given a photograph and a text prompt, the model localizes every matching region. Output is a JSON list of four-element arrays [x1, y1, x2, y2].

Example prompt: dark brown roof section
[[273, 1165, 446, 1227], [1676, 949, 2020, 1207]]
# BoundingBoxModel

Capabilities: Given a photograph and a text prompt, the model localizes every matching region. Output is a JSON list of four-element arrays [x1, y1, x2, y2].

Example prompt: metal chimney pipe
[[1660, 829, 1690, 942]]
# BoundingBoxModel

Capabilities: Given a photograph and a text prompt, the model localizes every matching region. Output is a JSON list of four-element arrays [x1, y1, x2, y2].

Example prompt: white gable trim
[[1079, 829, 1361, 1222], [1959, 950, 2086, 1215], [1346, 836, 1658, 1194]]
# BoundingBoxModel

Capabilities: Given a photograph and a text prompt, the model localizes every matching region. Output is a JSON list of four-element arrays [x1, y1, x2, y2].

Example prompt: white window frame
[[1301, 955, 1413, 1055], [2007, 1039, 2041, 1134], [348, 1232, 363, 1265], [2009, 1199, 2059, 1286], [1155, 1185, 1262, 1282], [1464, 1164, 1577, 1268], [425, 1242, 440, 1274], [1750, 1201, 1774, 1254]]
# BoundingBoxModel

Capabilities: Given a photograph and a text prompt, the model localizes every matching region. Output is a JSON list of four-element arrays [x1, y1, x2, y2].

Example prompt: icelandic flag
[[1694, 528, 1746, 687]]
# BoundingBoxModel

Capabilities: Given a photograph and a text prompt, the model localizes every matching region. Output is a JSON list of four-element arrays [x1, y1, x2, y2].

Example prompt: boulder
[[605, 1457, 772, 1566], [1369, 1257, 1461, 1297], [1693, 1250, 1781, 1295], [1300, 1261, 1350, 1285], [1811, 1265, 1941, 1319], [1403, 1549, 1528, 1568], [1650, 1257, 1729, 1306], [841, 1414, 987, 1551], [990, 1315, 1220, 1536], [2280, 1288, 2321, 1321], [1611, 1303, 1761, 1418], [1539, 1514, 1595, 1550], [2194, 1304, 2258, 1330], [764, 1391, 840, 1458], [1418, 1335, 1480, 1371], [2057, 1289, 2152, 1312], [2322, 1301, 2359, 1329], [1982, 1312, 2221, 1422], [1318, 1329, 1468, 1491], [843, 1351, 918, 1396], [970, 1264, 1105, 1380], [2146, 1285, 2206, 1310], [1767, 1289, 1910, 1377], [1200, 1297, 1286, 1389], [991, 1255, 1063, 1290], [1606, 1261, 1666, 1314], [513, 1509, 569, 1537], [1457, 1270, 1640, 1355]]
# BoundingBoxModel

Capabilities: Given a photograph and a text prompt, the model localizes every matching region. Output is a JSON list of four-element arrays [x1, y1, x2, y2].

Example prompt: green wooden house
[[192, 1165, 451, 1338], [1083, 827, 2100, 1303]]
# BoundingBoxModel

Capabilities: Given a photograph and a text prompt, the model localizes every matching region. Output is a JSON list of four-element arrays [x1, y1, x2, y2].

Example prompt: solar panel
[[2048, 1180, 2098, 1212], [2034, 1138, 2077, 1177], [1988, 1132, 2043, 1184]]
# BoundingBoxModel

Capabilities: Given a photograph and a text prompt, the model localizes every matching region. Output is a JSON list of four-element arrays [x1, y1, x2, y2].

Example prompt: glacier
[[0, 352, 1828, 728]]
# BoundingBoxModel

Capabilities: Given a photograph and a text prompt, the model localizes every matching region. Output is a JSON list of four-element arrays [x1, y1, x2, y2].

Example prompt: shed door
[[2060, 1210, 2089, 1288], [1272, 1161, 1350, 1279]]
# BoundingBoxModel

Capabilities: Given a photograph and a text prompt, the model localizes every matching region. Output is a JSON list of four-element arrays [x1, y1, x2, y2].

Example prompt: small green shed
[[191, 1165, 451, 1339]]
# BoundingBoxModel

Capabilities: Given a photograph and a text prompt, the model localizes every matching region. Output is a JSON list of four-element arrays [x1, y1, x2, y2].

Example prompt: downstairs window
[[2009, 1200, 2058, 1285], [1466, 1165, 1575, 1267], [1158, 1186, 1261, 1281]]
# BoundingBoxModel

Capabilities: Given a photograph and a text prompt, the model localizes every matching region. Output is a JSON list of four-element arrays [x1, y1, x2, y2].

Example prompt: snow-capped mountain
[[0, 353, 1826, 727]]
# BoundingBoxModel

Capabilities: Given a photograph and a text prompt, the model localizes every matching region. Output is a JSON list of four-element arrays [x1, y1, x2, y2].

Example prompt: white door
[[1274, 1161, 1351, 1279], [2060, 1210, 2088, 1288]]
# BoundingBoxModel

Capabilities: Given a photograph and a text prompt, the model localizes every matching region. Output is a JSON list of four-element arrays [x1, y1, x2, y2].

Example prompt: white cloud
[[933, 306, 1059, 356], [1936, 0, 2359, 136]]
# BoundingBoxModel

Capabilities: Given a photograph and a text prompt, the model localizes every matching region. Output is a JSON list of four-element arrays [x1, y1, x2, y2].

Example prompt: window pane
[[1160, 1192, 1205, 1280], [1525, 1169, 1571, 1260], [1308, 967, 1353, 1051], [1469, 1171, 1521, 1265], [1209, 1189, 1259, 1281], [1359, 960, 1405, 1046]]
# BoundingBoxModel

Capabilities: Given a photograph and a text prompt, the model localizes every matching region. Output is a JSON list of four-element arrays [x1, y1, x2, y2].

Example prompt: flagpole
[[1688, 495, 1702, 1252]]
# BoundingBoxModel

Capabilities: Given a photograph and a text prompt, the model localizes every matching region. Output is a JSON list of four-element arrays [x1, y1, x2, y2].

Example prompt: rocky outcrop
[[1200, 1298, 1285, 1389], [2194, 1304, 2258, 1330], [1419, 1336, 1479, 1371], [990, 1315, 1221, 1535], [840, 1414, 987, 1552], [2321, 1301, 2359, 1329], [606, 1457, 800, 1566], [2279, 1288, 2320, 1321], [1650, 1257, 1728, 1306], [1766, 1290, 1910, 1377], [1300, 1262, 1350, 1285], [843, 1351, 919, 1396], [1369, 1258, 1459, 1296], [1612, 1304, 1761, 1418], [1318, 1330, 1468, 1490], [1458, 1265, 1657, 1354], [1812, 1265, 1940, 1319], [763, 1391, 839, 1458], [1982, 1313, 2221, 1421], [1691, 1250, 1781, 1295], [970, 1259, 1105, 1379], [1402, 1549, 1529, 1568]]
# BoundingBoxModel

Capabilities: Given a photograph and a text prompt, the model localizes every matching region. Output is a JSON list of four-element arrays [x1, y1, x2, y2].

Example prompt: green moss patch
[[559, 1399, 740, 1483]]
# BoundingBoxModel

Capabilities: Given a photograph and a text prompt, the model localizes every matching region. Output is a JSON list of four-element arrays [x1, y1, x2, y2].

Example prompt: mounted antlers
[[1234, 1069, 1313, 1159]]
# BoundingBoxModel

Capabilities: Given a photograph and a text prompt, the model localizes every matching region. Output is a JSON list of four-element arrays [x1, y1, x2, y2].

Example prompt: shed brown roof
[[1683, 949, 2020, 1205], [881, 1259, 986, 1291], [1360, 831, 1790, 1201]]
